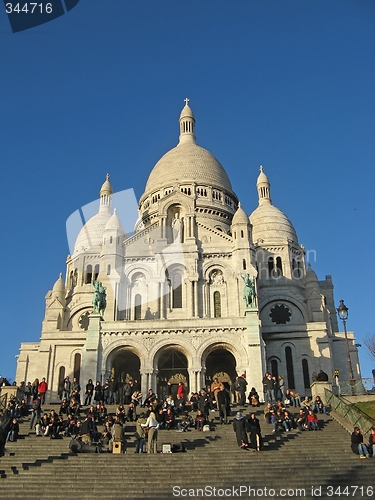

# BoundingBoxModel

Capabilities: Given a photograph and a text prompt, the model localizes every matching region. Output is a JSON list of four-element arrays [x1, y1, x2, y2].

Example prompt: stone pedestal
[[0, 386, 21, 405], [244, 307, 264, 393], [311, 381, 332, 405], [80, 313, 102, 387]]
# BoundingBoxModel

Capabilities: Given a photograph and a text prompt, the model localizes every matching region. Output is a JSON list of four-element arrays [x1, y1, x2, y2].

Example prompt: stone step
[[1, 409, 373, 499]]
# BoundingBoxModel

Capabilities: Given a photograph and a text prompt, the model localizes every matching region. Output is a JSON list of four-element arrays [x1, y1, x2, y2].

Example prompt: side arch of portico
[[101, 337, 146, 388]]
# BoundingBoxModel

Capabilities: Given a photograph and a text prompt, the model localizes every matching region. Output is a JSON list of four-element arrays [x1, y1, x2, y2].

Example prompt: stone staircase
[[1, 405, 374, 499]]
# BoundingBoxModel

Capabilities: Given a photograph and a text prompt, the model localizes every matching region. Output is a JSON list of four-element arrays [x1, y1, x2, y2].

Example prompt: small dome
[[305, 263, 319, 285], [100, 174, 113, 196], [232, 203, 249, 225], [74, 206, 112, 253], [257, 166, 270, 185], [250, 203, 298, 244], [52, 273, 65, 298], [105, 209, 126, 234], [180, 103, 195, 120]]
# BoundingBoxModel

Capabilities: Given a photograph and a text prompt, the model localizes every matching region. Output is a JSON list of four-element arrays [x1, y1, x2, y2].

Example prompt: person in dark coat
[[198, 390, 210, 417], [237, 375, 248, 406], [94, 381, 102, 403], [232, 411, 248, 449], [351, 426, 370, 458], [246, 412, 262, 451], [217, 386, 230, 424], [316, 370, 329, 382]]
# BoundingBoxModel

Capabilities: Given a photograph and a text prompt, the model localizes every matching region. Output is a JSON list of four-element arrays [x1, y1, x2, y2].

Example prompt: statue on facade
[[92, 279, 107, 315], [240, 273, 256, 308], [171, 212, 183, 242]]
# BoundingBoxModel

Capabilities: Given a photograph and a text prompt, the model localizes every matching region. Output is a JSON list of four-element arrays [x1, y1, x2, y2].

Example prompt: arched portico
[[105, 345, 142, 403], [153, 344, 190, 400]]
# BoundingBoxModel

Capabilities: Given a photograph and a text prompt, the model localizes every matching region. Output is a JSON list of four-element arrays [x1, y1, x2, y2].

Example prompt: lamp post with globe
[[337, 300, 355, 392]]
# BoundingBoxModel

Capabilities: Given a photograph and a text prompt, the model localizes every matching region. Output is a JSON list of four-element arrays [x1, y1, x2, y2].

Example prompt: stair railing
[[0, 392, 7, 411], [325, 388, 375, 435]]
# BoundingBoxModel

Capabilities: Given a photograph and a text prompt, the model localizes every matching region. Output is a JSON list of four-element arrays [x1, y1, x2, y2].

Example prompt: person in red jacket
[[306, 409, 319, 431], [38, 378, 48, 404], [177, 382, 185, 400]]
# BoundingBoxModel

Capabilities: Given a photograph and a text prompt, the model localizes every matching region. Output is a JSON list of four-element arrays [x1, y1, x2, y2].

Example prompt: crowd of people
[[1, 369, 372, 459]]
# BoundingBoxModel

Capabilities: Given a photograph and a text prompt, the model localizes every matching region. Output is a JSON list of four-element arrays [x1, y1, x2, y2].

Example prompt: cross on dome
[[260, 165, 263, 173], [184, 97, 190, 106]]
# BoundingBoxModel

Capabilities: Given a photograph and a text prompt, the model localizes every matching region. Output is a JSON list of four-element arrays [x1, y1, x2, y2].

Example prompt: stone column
[[150, 371, 158, 393], [140, 370, 149, 399], [193, 280, 198, 317], [188, 280, 194, 317], [188, 369, 198, 394]]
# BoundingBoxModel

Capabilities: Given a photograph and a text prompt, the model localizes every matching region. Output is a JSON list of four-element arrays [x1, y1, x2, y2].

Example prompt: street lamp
[[336, 299, 354, 382]]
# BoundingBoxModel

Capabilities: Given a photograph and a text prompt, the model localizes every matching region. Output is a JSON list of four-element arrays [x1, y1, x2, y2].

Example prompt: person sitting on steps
[[351, 426, 370, 459]]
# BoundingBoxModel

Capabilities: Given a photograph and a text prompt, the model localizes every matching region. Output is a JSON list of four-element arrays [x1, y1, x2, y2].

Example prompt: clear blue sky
[[0, 0, 374, 381]]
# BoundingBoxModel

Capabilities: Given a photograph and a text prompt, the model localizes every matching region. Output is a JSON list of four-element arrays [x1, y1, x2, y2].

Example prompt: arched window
[[296, 261, 302, 279], [213, 291, 221, 318], [285, 347, 295, 389], [276, 257, 283, 277], [109, 236, 113, 244], [85, 264, 92, 284], [271, 359, 278, 379], [172, 274, 182, 309], [242, 259, 246, 271], [73, 353, 81, 382], [240, 230, 244, 238], [107, 264, 111, 275], [94, 264, 100, 281], [57, 366, 65, 397], [268, 257, 274, 277], [302, 359, 310, 389], [134, 294, 142, 320]]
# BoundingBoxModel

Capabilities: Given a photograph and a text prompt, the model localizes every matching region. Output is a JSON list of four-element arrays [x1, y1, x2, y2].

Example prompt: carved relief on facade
[[209, 269, 224, 286]]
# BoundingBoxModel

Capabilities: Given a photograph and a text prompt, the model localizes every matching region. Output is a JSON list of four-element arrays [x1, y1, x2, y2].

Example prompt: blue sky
[[0, 0, 374, 381]]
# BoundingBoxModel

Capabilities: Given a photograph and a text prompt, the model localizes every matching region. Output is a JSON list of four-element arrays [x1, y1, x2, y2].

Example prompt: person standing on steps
[[217, 385, 230, 424], [233, 411, 249, 449], [211, 378, 224, 411], [141, 410, 159, 454], [246, 412, 262, 451]]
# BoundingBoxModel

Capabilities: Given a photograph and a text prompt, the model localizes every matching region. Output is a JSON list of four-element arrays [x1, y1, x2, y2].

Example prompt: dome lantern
[[179, 98, 196, 145], [257, 165, 271, 205], [100, 173, 113, 210]]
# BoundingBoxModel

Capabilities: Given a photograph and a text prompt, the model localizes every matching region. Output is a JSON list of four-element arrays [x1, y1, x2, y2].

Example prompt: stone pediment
[[196, 220, 232, 244]]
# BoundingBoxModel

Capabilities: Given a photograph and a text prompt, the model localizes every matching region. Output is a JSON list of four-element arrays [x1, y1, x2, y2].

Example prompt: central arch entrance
[[110, 348, 141, 403], [204, 347, 237, 389], [156, 346, 189, 400]]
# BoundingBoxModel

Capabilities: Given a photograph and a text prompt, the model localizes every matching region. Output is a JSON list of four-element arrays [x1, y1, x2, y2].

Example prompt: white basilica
[[16, 101, 361, 402]]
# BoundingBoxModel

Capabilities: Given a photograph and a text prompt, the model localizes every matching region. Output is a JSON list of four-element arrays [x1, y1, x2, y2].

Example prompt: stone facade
[[16, 101, 361, 402]]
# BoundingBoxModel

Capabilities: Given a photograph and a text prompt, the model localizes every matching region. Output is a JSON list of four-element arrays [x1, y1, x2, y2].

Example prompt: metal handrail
[[325, 388, 375, 435], [0, 393, 7, 411]]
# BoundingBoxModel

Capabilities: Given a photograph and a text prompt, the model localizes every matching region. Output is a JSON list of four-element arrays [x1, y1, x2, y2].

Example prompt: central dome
[[145, 142, 233, 194]]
